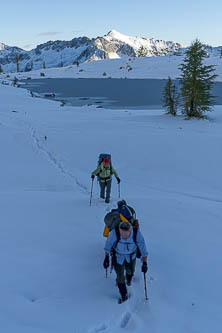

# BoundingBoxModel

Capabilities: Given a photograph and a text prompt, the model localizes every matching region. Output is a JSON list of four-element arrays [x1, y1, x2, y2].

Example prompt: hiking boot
[[105, 198, 110, 203], [126, 274, 133, 286], [100, 194, 105, 199], [117, 282, 128, 303], [118, 293, 128, 304]]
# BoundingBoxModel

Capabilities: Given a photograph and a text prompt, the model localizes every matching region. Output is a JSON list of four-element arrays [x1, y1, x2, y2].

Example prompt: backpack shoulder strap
[[110, 161, 113, 175], [133, 227, 142, 258], [133, 227, 138, 244], [111, 226, 120, 252], [125, 205, 133, 218], [128, 205, 136, 218], [115, 226, 120, 243]]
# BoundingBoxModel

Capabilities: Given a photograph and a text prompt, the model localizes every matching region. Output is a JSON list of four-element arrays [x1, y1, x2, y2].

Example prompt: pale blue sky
[[1, 0, 222, 50]]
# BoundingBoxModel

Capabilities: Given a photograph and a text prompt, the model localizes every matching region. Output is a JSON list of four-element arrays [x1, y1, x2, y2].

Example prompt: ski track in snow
[[120, 311, 132, 328], [89, 311, 133, 332], [89, 275, 150, 333], [90, 298, 148, 333], [18, 115, 89, 195]]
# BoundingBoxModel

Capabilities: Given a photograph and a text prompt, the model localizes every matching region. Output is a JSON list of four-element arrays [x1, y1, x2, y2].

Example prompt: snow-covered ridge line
[[1, 29, 181, 73]]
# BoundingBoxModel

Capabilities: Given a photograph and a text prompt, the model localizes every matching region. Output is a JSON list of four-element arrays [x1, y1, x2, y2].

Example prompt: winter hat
[[103, 157, 110, 164], [119, 221, 131, 231]]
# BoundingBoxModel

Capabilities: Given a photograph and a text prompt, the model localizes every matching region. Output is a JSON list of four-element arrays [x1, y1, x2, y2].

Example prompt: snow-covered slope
[[2, 54, 222, 82], [0, 30, 181, 73], [0, 83, 222, 332]]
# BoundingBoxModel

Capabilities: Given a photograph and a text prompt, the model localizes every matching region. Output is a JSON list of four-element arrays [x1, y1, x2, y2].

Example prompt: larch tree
[[179, 39, 217, 119]]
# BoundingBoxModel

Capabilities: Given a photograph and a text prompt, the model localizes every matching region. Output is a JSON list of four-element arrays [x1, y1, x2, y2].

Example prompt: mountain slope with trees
[[0, 30, 184, 72]]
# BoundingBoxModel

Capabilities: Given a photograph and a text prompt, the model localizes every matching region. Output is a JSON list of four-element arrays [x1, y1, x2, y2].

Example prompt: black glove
[[91, 175, 95, 180], [141, 262, 148, 273], [103, 255, 109, 269], [116, 177, 120, 184]]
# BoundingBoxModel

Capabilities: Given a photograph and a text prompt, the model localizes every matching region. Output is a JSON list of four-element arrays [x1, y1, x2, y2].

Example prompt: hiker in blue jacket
[[103, 221, 148, 303]]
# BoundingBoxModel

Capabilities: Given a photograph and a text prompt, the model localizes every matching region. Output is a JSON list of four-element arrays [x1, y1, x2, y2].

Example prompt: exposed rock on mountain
[[0, 30, 221, 73]]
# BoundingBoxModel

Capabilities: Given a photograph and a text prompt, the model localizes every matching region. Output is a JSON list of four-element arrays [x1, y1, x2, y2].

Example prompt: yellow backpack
[[103, 213, 130, 237]]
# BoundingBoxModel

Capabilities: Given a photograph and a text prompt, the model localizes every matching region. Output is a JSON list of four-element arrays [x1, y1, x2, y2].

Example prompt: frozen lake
[[21, 78, 222, 110]]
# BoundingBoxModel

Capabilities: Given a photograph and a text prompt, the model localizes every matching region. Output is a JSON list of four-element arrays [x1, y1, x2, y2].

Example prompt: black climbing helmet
[[117, 199, 127, 209]]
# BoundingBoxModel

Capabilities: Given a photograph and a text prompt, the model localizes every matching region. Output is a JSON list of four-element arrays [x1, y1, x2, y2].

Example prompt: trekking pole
[[118, 183, 121, 198], [143, 272, 149, 301], [110, 254, 114, 274], [89, 178, 94, 206]]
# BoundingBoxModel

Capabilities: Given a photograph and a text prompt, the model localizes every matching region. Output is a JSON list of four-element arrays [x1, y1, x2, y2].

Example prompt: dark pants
[[114, 259, 136, 284], [99, 179, 112, 201]]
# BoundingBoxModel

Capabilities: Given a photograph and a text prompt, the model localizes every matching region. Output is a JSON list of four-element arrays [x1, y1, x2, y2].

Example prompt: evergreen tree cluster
[[16, 54, 20, 73], [163, 77, 179, 116], [137, 46, 148, 57], [163, 39, 217, 119]]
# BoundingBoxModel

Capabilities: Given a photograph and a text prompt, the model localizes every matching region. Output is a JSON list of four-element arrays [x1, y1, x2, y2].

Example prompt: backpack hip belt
[[111, 249, 136, 276], [111, 247, 137, 267], [99, 176, 111, 182], [114, 249, 137, 256]]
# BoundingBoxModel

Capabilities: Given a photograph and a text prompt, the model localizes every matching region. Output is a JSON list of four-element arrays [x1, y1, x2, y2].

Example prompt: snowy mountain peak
[[105, 30, 147, 44], [105, 30, 128, 39], [103, 30, 182, 54], [105, 30, 148, 41]]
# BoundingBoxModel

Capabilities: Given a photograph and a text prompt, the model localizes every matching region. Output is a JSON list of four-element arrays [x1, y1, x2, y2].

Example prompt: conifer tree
[[0, 64, 3, 73], [137, 46, 148, 57], [13, 76, 18, 86], [16, 54, 20, 72], [179, 39, 217, 118], [163, 76, 179, 116], [43, 61, 46, 69]]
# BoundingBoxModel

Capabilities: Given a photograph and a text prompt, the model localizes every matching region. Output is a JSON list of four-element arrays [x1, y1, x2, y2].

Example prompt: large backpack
[[98, 153, 112, 167], [103, 205, 138, 237], [104, 210, 121, 233], [117, 204, 136, 223], [97, 153, 113, 175]]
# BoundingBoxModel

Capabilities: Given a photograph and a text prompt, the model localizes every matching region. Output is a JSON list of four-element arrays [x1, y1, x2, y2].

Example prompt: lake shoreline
[[20, 78, 222, 110]]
